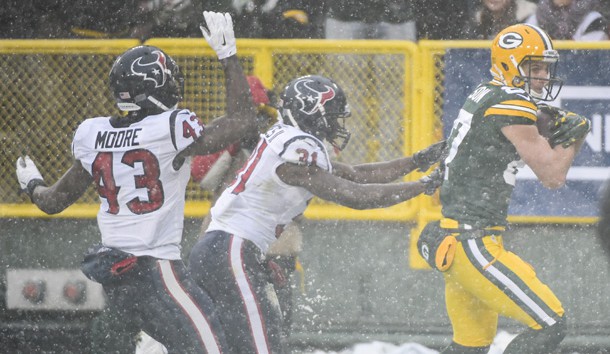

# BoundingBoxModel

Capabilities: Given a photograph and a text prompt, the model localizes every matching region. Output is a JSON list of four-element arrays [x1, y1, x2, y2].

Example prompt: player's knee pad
[[504, 315, 567, 354], [440, 342, 490, 354]]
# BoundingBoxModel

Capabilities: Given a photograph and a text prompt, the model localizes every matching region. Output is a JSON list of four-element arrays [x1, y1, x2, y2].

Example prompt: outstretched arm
[[276, 163, 438, 210], [16, 157, 92, 214], [184, 12, 256, 156], [332, 158, 418, 184], [502, 124, 583, 189], [332, 140, 446, 183]]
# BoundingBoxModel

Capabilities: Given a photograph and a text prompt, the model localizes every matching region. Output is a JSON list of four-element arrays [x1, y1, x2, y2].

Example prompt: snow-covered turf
[[300, 331, 517, 354], [136, 330, 520, 354]]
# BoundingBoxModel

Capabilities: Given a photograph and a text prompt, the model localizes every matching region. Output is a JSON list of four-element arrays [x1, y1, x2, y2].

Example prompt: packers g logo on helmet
[[498, 32, 523, 49], [490, 24, 563, 101]]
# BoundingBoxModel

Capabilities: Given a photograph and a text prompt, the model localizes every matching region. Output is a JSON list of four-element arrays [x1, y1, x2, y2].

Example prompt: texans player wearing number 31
[[187, 74, 447, 353], [15, 11, 254, 354], [421, 24, 591, 354]]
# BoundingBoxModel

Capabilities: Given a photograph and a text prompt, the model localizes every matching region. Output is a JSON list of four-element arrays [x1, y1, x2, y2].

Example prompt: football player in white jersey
[[15, 11, 254, 354], [188, 74, 447, 353]]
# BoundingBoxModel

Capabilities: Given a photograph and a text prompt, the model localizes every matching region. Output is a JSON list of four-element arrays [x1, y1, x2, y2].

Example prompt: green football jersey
[[440, 81, 538, 227]]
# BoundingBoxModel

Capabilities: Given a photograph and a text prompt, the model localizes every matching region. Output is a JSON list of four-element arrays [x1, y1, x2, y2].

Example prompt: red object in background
[[191, 75, 271, 183], [246, 76, 270, 105], [191, 143, 240, 183], [22, 280, 46, 304], [63, 280, 87, 305]]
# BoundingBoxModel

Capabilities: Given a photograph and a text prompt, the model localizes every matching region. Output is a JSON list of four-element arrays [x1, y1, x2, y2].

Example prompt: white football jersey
[[207, 123, 332, 253], [72, 109, 205, 259]]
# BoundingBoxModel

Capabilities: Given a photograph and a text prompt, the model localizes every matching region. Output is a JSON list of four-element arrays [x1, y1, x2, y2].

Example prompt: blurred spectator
[[525, 0, 609, 40], [324, 0, 417, 40], [261, 1, 326, 38], [462, 0, 538, 39], [600, 2, 610, 37], [203, 0, 324, 38], [0, 0, 201, 40], [3, 0, 326, 40], [131, 0, 201, 39], [69, 0, 201, 40], [416, 0, 474, 39], [68, 0, 146, 39], [0, 0, 72, 38]]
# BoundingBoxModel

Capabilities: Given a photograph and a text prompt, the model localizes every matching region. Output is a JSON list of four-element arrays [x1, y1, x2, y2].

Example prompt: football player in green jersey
[[435, 24, 591, 353]]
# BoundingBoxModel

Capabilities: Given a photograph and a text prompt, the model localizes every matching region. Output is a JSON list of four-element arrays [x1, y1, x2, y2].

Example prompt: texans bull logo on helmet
[[293, 78, 336, 116], [131, 50, 168, 88]]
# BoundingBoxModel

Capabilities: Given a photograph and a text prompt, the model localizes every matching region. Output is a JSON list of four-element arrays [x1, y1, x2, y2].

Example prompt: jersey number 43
[[92, 149, 164, 215]]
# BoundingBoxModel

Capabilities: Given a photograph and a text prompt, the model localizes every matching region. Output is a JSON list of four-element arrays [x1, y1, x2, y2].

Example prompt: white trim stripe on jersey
[[229, 237, 271, 354], [157, 260, 222, 354], [491, 104, 537, 116], [465, 239, 557, 326]]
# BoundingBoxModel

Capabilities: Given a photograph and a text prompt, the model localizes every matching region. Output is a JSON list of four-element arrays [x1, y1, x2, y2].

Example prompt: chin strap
[[282, 108, 302, 131], [147, 96, 171, 112]]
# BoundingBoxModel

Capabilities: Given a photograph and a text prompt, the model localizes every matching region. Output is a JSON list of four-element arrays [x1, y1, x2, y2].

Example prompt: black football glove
[[419, 166, 444, 196], [536, 104, 565, 138], [412, 140, 447, 172], [549, 112, 591, 148], [537, 104, 566, 120], [536, 104, 568, 138]]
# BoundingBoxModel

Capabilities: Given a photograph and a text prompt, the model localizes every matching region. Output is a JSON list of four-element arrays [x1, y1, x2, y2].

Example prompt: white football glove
[[200, 11, 236, 60], [16, 156, 44, 195]]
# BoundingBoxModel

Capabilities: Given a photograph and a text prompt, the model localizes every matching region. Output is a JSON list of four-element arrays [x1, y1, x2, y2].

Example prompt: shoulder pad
[[172, 109, 204, 151], [485, 93, 537, 123], [278, 135, 331, 171], [495, 84, 534, 102]]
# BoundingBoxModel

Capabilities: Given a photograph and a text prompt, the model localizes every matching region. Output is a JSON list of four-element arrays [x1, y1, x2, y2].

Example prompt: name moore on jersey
[[71, 109, 205, 259]]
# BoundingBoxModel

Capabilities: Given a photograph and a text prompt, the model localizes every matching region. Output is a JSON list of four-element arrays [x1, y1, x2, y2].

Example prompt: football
[[536, 105, 559, 138]]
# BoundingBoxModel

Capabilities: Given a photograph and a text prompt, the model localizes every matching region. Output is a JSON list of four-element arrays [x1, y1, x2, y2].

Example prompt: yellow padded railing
[[1, 39, 605, 224], [0, 39, 420, 220]]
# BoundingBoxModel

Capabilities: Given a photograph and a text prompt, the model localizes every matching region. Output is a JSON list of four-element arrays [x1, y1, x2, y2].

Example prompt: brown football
[[536, 108, 555, 138]]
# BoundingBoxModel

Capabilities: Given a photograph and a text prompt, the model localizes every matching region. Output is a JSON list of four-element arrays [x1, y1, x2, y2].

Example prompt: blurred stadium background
[[0, 39, 609, 353]]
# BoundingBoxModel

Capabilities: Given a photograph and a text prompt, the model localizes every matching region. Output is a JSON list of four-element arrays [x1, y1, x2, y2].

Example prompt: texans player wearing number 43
[[187, 74, 447, 354], [15, 11, 255, 354]]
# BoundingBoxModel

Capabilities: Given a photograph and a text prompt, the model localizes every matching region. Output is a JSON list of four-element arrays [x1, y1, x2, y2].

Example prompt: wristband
[[26, 178, 46, 200]]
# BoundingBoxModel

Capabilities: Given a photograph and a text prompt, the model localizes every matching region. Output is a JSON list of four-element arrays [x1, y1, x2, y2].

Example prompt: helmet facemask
[[516, 52, 563, 101], [279, 75, 352, 150], [326, 111, 351, 151]]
